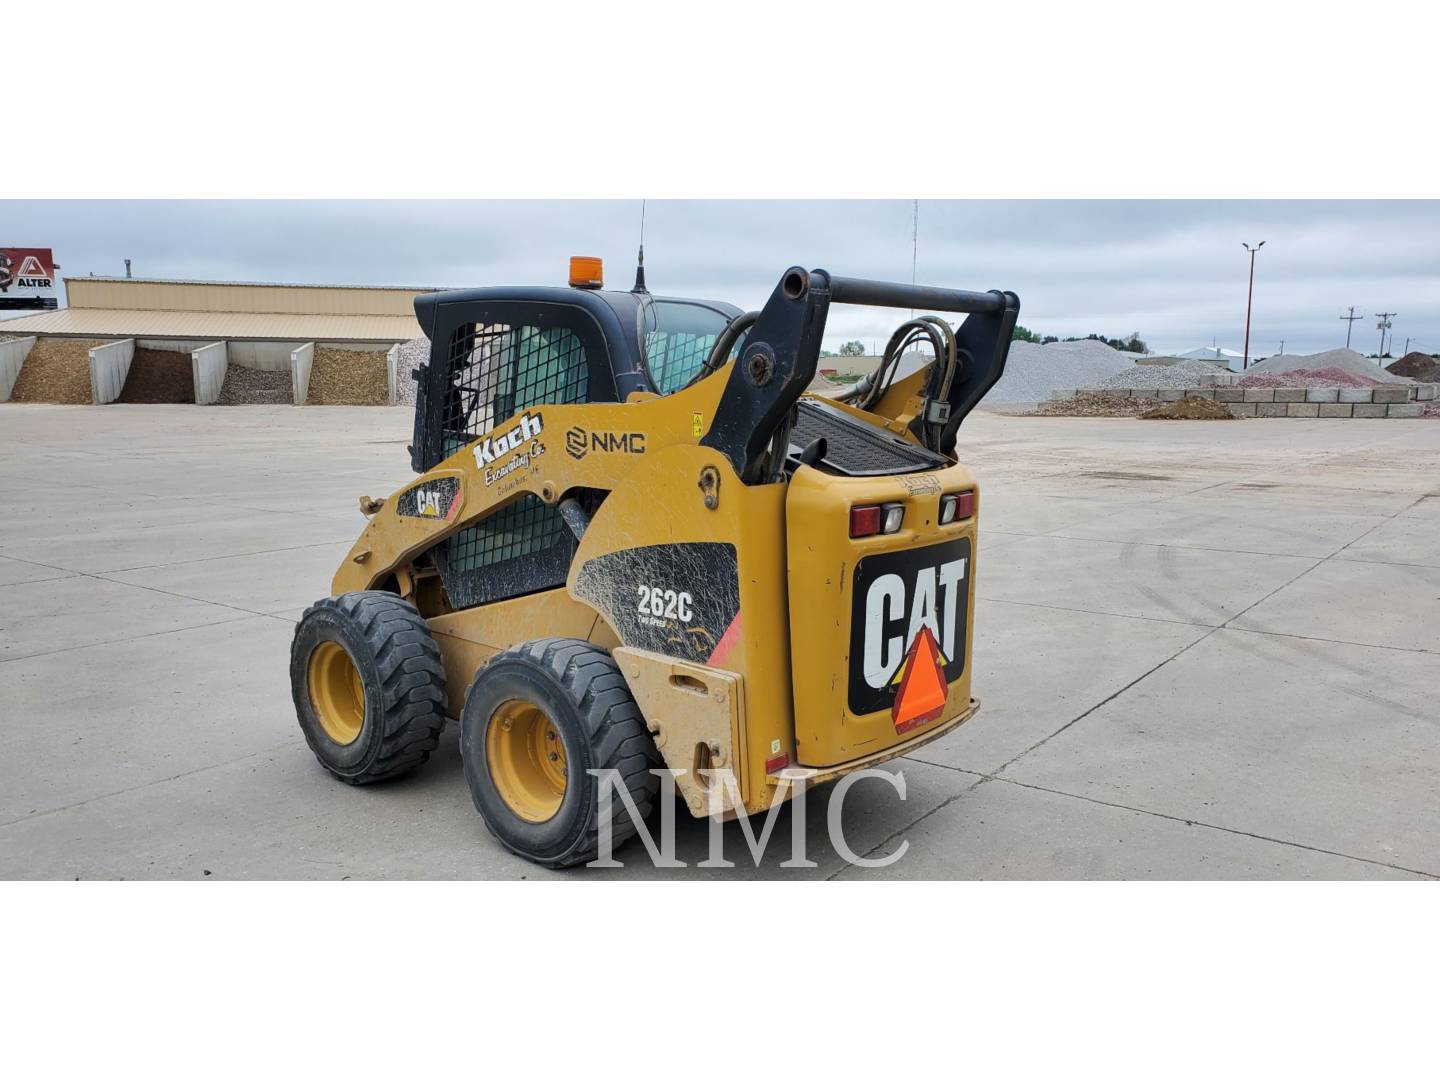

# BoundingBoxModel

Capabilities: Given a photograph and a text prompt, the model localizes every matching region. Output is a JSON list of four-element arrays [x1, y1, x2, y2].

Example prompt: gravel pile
[[306, 347, 389, 406], [1139, 397, 1237, 420], [1100, 358, 1217, 390], [218, 364, 292, 405], [117, 348, 195, 404], [1031, 390, 1155, 417], [1237, 366, 1379, 389], [985, 339, 1138, 406], [9, 338, 103, 403], [1246, 348, 1411, 384], [394, 338, 429, 407], [1387, 353, 1440, 382]]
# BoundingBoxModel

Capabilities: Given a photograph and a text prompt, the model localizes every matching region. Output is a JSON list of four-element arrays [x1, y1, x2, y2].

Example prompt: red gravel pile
[[1387, 353, 1440, 382], [117, 348, 195, 403], [1236, 366, 1380, 389]]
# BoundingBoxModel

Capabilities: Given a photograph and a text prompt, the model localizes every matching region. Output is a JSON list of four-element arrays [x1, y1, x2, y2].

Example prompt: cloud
[[5, 199, 1436, 355]]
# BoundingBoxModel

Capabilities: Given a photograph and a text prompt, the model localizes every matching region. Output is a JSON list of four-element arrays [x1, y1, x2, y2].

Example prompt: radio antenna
[[632, 199, 648, 293]]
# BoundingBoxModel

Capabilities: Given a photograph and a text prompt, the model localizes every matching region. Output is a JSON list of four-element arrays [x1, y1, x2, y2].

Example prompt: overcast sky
[[5, 200, 1437, 358]]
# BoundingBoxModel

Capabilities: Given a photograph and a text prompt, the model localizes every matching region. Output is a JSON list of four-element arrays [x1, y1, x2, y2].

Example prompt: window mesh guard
[[431, 321, 590, 608]]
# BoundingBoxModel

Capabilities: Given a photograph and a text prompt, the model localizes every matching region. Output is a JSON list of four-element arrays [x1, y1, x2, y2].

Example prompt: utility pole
[[1340, 306, 1363, 348], [1279, 339, 1285, 356], [1403, 337, 1410, 357], [1241, 241, 1266, 369], [1375, 312, 1396, 359]]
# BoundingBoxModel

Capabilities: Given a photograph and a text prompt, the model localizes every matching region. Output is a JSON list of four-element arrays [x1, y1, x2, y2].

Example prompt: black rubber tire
[[290, 591, 448, 784], [461, 638, 662, 868]]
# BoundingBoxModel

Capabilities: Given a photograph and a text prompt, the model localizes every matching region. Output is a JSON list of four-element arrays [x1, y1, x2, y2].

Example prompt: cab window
[[642, 301, 735, 393]]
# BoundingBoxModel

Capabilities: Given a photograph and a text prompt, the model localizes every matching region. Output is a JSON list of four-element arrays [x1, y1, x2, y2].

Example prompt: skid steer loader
[[290, 258, 1018, 867]]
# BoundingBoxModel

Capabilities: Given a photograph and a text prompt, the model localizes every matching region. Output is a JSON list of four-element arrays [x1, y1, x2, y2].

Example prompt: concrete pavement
[[1, 403, 1436, 879]]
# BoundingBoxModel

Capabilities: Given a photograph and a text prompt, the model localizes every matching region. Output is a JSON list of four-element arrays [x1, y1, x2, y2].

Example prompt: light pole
[[1242, 241, 1265, 370]]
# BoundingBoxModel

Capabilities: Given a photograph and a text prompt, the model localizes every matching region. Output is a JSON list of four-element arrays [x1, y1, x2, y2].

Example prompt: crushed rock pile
[[1246, 348, 1410, 385], [218, 364, 291, 405], [9, 338, 104, 403], [1236, 366, 1379, 389], [1032, 390, 1156, 418], [1139, 397, 1237, 421], [1387, 353, 1440, 382], [984, 339, 1138, 406], [1100, 358, 1218, 389], [394, 337, 430, 406]]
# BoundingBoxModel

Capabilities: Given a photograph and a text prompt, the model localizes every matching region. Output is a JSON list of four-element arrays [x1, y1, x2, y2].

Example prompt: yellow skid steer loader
[[290, 258, 1018, 866]]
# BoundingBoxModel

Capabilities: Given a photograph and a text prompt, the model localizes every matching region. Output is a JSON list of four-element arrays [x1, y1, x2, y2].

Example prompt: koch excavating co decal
[[848, 536, 970, 726], [573, 542, 741, 666], [475, 412, 545, 486], [395, 476, 461, 521]]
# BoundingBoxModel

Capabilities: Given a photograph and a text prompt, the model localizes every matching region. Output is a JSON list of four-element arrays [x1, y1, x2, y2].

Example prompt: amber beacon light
[[568, 256, 604, 289]]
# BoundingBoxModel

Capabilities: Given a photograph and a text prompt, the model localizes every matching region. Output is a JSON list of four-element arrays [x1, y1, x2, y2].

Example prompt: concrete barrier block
[[1305, 387, 1340, 403], [1352, 403, 1387, 418], [1274, 388, 1308, 403], [1417, 385, 1438, 402], [89, 339, 136, 404], [1338, 388, 1374, 404], [1214, 387, 1244, 402], [1184, 388, 1216, 400], [1286, 402, 1320, 417], [1130, 388, 1159, 399], [191, 341, 228, 405], [1318, 403, 1353, 418], [1387, 403, 1423, 418], [290, 343, 315, 406], [1050, 388, 1075, 401], [1372, 385, 1409, 404], [1256, 402, 1288, 417], [0, 335, 37, 401], [1243, 388, 1275, 403], [1225, 402, 1257, 417]]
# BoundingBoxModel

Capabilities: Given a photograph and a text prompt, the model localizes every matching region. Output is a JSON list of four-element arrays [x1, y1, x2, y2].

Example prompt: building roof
[[0, 307, 420, 343], [0, 275, 432, 342]]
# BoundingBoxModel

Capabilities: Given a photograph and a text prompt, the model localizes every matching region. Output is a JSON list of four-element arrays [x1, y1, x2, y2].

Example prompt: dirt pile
[[117, 348, 195, 403], [1139, 397, 1237, 420], [1032, 390, 1156, 417], [1387, 353, 1440, 382], [8, 338, 104, 403], [218, 364, 291, 405], [306, 347, 388, 406]]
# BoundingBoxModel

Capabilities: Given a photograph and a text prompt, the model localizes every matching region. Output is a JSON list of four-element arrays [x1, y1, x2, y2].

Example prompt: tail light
[[939, 490, 974, 524], [850, 502, 904, 538]]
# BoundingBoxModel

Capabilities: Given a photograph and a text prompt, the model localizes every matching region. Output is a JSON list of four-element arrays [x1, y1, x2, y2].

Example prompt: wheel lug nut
[[548, 752, 559, 762]]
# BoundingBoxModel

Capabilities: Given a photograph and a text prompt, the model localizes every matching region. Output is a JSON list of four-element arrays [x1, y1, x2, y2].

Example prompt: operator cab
[[409, 256, 741, 474]]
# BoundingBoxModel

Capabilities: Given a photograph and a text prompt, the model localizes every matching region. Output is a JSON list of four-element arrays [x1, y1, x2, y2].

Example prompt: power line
[[1340, 306, 1363, 349]]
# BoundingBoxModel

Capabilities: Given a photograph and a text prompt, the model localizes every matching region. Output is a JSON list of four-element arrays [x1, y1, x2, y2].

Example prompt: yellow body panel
[[327, 357, 983, 817], [786, 462, 980, 765]]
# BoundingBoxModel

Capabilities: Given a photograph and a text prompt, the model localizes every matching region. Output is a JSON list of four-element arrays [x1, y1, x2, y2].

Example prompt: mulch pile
[[1032, 390, 1155, 417], [8, 338, 104, 403], [305, 347, 388, 406], [117, 348, 195, 404], [217, 363, 292, 405], [305, 348, 388, 408], [1139, 397, 1238, 421], [1387, 353, 1440, 382], [1236, 365, 1379, 389]]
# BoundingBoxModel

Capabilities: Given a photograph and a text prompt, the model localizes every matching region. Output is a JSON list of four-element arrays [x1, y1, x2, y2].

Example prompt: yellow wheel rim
[[486, 700, 568, 823], [307, 640, 367, 746]]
